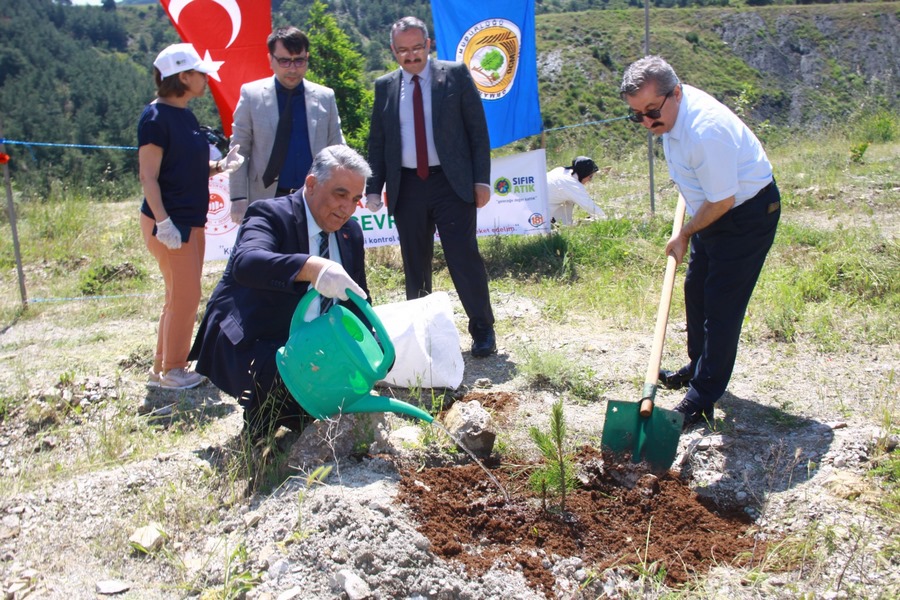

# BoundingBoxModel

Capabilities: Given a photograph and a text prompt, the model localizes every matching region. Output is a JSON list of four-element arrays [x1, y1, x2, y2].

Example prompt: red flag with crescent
[[159, 0, 272, 137]]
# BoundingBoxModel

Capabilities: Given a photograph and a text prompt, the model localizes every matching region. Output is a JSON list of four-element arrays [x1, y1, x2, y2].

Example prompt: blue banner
[[432, 0, 542, 148]]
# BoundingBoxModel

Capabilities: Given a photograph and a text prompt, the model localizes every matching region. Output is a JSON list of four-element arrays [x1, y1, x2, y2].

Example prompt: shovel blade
[[602, 400, 684, 472]]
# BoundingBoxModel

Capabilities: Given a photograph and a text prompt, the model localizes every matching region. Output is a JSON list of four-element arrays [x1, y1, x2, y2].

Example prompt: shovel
[[602, 195, 687, 472]]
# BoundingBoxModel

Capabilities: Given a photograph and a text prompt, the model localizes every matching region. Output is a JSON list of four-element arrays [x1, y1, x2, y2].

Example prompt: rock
[[440, 400, 496, 458], [268, 558, 290, 579], [386, 425, 423, 451], [129, 522, 165, 553], [635, 474, 660, 497], [334, 569, 372, 600], [96, 579, 130, 595], [287, 413, 388, 469], [275, 587, 304, 600]]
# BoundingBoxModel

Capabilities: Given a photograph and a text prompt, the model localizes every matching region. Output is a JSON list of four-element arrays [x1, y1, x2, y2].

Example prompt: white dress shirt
[[399, 59, 440, 169], [303, 190, 342, 315]]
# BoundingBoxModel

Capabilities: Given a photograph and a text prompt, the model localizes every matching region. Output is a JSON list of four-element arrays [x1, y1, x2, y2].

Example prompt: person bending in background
[[366, 16, 497, 358], [620, 55, 781, 429], [138, 43, 242, 391], [228, 26, 345, 225], [546, 156, 606, 225], [189, 146, 370, 441]]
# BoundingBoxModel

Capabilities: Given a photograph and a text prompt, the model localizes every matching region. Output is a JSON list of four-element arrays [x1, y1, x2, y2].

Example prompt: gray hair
[[308, 145, 372, 184], [620, 55, 680, 99], [390, 16, 429, 46]]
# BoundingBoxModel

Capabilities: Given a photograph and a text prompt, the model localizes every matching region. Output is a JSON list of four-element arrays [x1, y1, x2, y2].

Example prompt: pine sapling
[[528, 399, 577, 513]]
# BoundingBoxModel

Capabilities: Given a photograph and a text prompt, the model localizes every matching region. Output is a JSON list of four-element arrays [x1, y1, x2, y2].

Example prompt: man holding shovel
[[620, 56, 781, 429]]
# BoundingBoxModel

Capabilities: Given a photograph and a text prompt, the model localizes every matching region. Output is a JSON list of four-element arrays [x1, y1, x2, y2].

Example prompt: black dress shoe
[[658, 365, 692, 390], [471, 330, 497, 358], [673, 398, 714, 431]]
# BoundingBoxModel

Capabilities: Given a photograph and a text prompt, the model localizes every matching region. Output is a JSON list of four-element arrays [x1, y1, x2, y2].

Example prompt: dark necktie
[[262, 87, 295, 189], [318, 231, 334, 314], [412, 75, 429, 180]]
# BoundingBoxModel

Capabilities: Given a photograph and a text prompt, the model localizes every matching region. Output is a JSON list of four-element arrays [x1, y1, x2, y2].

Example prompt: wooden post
[[0, 118, 28, 308]]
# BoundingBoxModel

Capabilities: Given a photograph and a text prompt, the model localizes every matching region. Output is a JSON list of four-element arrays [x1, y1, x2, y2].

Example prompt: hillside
[[533, 3, 900, 160]]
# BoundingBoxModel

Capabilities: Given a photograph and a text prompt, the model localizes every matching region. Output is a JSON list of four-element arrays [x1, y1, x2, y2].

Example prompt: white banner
[[204, 172, 239, 262], [352, 148, 550, 248], [203, 149, 550, 259]]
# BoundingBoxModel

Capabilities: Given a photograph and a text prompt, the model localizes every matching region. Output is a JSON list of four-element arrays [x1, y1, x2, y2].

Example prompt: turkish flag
[[159, 0, 272, 137]]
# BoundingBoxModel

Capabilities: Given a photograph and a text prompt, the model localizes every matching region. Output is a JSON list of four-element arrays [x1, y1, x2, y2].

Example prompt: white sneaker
[[159, 368, 204, 390], [147, 368, 162, 388]]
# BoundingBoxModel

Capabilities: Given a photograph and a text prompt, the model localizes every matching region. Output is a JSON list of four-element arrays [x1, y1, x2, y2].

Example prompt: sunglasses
[[628, 91, 672, 123]]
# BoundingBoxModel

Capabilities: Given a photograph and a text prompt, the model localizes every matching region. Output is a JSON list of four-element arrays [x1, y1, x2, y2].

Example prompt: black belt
[[401, 166, 443, 175], [736, 179, 779, 214], [276, 187, 299, 196]]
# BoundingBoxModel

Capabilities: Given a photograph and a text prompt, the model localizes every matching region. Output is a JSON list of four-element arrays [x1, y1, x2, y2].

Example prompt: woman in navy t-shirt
[[138, 43, 223, 391]]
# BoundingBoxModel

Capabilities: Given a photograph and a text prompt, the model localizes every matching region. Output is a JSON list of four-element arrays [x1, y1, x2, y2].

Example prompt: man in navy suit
[[365, 16, 497, 358], [189, 145, 371, 440]]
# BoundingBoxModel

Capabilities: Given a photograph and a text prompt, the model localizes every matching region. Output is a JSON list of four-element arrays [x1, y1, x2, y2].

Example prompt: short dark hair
[[154, 68, 189, 98], [267, 26, 310, 55], [390, 16, 429, 46], [620, 55, 680, 99]]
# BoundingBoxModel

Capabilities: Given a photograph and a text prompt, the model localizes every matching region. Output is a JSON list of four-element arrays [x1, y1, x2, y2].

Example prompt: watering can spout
[[344, 395, 434, 423]]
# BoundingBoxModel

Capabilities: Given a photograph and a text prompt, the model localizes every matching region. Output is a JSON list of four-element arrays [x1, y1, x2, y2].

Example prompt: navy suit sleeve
[[231, 199, 310, 293]]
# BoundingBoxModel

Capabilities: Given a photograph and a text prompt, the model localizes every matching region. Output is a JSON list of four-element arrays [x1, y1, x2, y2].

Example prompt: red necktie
[[412, 75, 429, 181]]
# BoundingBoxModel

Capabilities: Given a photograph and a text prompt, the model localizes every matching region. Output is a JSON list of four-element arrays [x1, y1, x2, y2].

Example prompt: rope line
[[544, 115, 632, 132], [0, 139, 138, 151], [29, 292, 162, 304]]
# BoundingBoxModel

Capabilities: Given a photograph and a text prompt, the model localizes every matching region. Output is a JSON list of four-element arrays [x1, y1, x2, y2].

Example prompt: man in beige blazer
[[229, 26, 344, 223]]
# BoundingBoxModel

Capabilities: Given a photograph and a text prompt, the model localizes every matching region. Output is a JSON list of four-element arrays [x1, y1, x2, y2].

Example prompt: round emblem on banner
[[528, 212, 545, 228], [206, 173, 238, 236], [494, 177, 511, 196], [456, 19, 521, 101]]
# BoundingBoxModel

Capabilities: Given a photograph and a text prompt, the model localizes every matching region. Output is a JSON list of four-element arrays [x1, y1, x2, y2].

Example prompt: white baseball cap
[[153, 43, 215, 78]]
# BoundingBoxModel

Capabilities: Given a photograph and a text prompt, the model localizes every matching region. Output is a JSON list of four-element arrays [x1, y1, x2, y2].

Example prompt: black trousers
[[392, 168, 494, 337], [682, 181, 781, 409], [242, 338, 310, 441]]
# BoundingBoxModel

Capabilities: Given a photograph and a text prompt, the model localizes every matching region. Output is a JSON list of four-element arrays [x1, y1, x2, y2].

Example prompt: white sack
[[372, 292, 464, 389]]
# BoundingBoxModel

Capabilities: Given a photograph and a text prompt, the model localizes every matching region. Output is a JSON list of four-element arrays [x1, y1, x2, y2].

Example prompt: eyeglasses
[[628, 91, 672, 123], [272, 55, 309, 68], [394, 44, 426, 57]]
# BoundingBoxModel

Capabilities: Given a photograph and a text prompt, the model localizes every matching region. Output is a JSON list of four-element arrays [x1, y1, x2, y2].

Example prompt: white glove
[[230, 199, 248, 225], [314, 261, 366, 301], [155, 217, 182, 250], [365, 193, 383, 212], [219, 144, 244, 175]]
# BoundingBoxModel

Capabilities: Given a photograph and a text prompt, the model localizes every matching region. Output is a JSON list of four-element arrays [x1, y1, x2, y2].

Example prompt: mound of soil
[[397, 446, 766, 594]]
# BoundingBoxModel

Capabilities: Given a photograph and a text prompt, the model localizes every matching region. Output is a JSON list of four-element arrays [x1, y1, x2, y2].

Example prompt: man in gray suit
[[229, 26, 345, 224], [366, 16, 496, 358]]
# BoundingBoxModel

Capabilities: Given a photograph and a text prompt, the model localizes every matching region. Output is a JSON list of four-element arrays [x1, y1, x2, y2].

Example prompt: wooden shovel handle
[[640, 195, 688, 417]]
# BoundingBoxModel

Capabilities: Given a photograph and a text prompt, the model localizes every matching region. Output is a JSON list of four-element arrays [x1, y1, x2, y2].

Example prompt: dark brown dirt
[[397, 447, 768, 594]]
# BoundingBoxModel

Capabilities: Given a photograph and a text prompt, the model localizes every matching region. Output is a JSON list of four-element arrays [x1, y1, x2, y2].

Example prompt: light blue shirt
[[399, 59, 439, 169], [662, 84, 773, 217]]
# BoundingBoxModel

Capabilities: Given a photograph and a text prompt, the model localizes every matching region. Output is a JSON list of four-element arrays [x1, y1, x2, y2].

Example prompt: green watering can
[[275, 289, 434, 423]]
